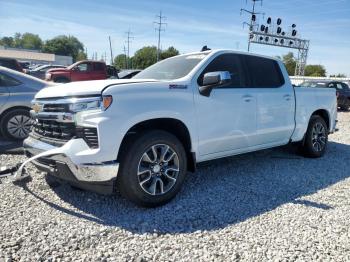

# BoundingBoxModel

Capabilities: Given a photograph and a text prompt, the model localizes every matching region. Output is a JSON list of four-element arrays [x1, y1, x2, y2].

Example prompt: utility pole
[[123, 46, 128, 69], [154, 11, 167, 62], [108, 36, 113, 65], [241, 0, 264, 52], [125, 30, 134, 69], [241, 0, 310, 76]]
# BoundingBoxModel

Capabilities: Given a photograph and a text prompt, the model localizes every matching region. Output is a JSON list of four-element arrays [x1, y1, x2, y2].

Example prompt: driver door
[[71, 62, 92, 81], [194, 53, 257, 158]]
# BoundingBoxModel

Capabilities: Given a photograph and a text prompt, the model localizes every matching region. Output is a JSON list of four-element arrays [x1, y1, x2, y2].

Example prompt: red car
[[45, 60, 108, 83]]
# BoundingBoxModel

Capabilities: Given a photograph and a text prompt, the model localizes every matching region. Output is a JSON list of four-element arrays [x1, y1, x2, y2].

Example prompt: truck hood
[[35, 79, 156, 99]]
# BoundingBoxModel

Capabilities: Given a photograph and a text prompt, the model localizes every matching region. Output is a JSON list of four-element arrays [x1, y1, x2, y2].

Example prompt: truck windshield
[[133, 53, 208, 80]]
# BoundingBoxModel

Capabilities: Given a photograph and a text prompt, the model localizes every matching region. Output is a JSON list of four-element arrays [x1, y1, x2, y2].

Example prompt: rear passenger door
[[92, 63, 107, 80], [244, 56, 295, 146]]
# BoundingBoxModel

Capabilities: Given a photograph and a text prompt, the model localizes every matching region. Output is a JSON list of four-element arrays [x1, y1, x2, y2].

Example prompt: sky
[[0, 0, 349, 76]]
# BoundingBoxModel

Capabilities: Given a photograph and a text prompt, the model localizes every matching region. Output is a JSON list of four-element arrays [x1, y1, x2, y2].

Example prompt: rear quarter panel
[[292, 87, 337, 142]]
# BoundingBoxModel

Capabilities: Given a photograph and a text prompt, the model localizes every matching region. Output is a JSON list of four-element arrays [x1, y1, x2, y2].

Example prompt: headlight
[[69, 96, 113, 112]]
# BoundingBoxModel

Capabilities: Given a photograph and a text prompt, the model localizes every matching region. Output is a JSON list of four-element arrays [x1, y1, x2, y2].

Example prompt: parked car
[[300, 80, 350, 110], [19, 61, 30, 70], [106, 65, 119, 78], [0, 66, 53, 140], [0, 57, 23, 72], [46, 60, 108, 83], [25, 50, 337, 207], [27, 64, 66, 80], [118, 69, 141, 79]]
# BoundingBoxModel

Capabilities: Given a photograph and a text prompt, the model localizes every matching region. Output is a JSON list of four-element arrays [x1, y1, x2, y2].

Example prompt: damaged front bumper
[[23, 136, 119, 194]]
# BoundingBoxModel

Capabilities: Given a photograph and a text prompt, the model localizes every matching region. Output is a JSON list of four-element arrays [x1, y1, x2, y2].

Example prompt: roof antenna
[[201, 45, 211, 51]]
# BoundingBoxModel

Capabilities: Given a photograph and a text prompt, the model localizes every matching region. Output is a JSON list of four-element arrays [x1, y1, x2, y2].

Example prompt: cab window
[[75, 63, 91, 72], [0, 73, 22, 87], [244, 56, 285, 88], [198, 54, 247, 88]]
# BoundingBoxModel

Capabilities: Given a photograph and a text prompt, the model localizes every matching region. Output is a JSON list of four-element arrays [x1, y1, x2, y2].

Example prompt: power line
[[125, 30, 134, 69], [154, 11, 167, 62], [240, 0, 310, 76]]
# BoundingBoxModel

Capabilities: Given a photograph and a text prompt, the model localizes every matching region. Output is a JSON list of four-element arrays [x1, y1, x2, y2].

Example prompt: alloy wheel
[[6, 115, 32, 139], [137, 144, 180, 196], [311, 122, 327, 152]]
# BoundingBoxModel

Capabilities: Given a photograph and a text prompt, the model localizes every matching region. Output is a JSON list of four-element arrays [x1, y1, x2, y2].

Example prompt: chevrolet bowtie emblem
[[32, 103, 43, 113]]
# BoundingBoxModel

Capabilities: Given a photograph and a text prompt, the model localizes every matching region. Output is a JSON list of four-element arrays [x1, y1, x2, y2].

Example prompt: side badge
[[169, 84, 187, 89]]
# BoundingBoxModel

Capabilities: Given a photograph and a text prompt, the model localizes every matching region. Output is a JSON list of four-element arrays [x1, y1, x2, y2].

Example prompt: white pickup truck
[[24, 50, 337, 207]]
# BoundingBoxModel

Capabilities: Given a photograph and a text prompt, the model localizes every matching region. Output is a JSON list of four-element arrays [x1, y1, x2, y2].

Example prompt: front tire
[[0, 109, 31, 140], [299, 115, 328, 158], [117, 130, 187, 207]]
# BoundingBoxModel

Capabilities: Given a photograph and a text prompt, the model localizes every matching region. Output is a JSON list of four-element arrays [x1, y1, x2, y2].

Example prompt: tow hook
[[0, 163, 30, 183], [0, 143, 69, 184]]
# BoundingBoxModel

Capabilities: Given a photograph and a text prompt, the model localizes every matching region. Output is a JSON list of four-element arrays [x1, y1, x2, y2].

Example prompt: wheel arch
[[311, 109, 330, 131], [117, 117, 196, 172], [0, 105, 31, 120]]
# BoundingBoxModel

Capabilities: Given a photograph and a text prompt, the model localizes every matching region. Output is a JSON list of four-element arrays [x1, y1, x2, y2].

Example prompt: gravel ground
[[1, 112, 350, 261]]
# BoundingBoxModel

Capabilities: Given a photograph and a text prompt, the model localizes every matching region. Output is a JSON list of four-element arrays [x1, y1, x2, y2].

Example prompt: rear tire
[[117, 130, 187, 207], [299, 115, 328, 158], [0, 109, 31, 140]]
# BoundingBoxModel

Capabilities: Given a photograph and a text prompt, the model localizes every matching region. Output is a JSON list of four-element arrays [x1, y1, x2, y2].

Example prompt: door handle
[[284, 94, 292, 101], [242, 95, 253, 102]]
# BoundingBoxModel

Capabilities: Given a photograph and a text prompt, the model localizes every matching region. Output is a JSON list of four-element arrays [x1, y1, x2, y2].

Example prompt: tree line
[[113, 46, 179, 70], [0, 33, 87, 62], [0, 32, 179, 68], [278, 52, 346, 78]]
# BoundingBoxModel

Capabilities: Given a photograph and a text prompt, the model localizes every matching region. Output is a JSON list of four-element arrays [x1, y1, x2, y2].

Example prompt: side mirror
[[199, 71, 231, 97]]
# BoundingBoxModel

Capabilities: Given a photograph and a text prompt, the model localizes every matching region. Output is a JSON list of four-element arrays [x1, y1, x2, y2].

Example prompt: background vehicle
[[118, 69, 141, 79], [0, 57, 23, 72], [19, 61, 30, 70], [46, 60, 108, 83], [25, 50, 337, 207], [300, 80, 350, 110], [0, 66, 53, 140], [27, 64, 66, 80], [107, 65, 119, 79]]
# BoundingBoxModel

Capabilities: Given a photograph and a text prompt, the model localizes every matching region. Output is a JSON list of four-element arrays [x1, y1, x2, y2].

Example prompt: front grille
[[32, 120, 99, 149], [32, 119, 75, 140]]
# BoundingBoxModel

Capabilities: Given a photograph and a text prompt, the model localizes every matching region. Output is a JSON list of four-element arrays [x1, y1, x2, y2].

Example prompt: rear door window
[[94, 63, 105, 71], [0, 73, 22, 87], [244, 56, 285, 88], [336, 83, 344, 90]]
